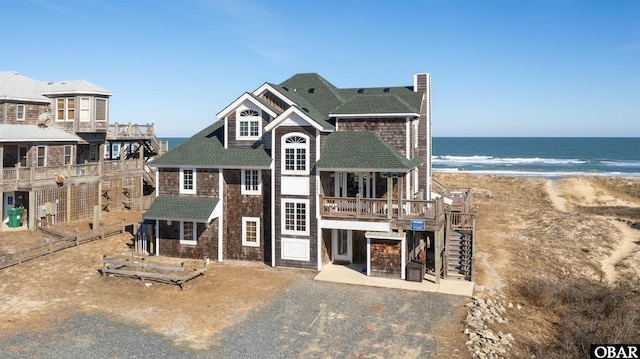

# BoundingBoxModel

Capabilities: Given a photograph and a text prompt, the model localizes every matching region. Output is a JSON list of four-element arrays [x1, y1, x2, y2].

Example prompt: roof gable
[[264, 106, 328, 132], [216, 92, 279, 119]]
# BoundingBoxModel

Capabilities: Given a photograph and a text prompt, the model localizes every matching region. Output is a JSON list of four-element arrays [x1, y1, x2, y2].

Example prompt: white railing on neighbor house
[[0, 159, 146, 187], [107, 123, 155, 138]]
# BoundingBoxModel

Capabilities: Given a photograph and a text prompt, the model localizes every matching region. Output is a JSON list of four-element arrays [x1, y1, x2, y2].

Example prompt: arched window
[[282, 134, 308, 175], [238, 109, 261, 139]]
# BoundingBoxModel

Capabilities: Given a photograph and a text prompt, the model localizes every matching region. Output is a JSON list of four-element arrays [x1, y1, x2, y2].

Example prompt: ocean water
[[433, 137, 640, 178], [162, 137, 640, 178], [163, 137, 188, 151]]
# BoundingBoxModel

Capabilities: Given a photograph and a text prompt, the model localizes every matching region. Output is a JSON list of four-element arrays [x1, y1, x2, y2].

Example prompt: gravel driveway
[[0, 275, 465, 359]]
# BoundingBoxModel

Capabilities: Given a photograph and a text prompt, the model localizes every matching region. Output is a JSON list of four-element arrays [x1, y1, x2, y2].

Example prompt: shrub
[[516, 276, 640, 357]]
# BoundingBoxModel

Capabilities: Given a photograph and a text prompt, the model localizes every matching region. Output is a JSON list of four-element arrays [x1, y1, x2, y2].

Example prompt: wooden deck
[[0, 159, 149, 190], [320, 196, 445, 230]]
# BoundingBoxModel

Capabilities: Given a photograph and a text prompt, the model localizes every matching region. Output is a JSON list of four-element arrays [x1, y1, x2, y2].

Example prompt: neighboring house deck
[[142, 72, 476, 283], [0, 72, 161, 229]]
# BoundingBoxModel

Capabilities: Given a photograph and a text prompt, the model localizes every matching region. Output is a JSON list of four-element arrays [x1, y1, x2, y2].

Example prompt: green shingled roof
[[150, 121, 271, 168], [273, 74, 423, 127], [316, 131, 422, 172], [331, 94, 417, 115], [145, 196, 219, 222], [339, 86, 423, 112]]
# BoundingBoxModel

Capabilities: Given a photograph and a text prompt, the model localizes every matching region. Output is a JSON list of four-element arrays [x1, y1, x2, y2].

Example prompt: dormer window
[[237, 109, 261, 140]]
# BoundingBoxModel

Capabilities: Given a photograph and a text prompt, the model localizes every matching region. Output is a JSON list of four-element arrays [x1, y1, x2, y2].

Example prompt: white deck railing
[[321, 195, 442, 220]]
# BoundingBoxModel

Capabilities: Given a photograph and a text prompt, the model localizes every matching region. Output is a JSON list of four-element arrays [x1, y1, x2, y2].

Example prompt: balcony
[[107, 123, 156, 141], [320, 195, 445, 225], [0, 159, 147, 190]]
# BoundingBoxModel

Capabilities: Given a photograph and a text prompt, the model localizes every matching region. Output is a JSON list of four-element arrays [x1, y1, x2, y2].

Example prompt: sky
[[1, 0, 638, 137]]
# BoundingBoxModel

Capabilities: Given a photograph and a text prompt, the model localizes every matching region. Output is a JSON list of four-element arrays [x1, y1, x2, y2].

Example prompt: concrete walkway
[[314, 263, 475, 297], [0, 222, 29, 232]]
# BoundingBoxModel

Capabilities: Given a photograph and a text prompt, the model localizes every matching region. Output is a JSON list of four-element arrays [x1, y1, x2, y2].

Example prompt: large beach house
[[145, 73, 476, 281], [0, 71, 163, 229]]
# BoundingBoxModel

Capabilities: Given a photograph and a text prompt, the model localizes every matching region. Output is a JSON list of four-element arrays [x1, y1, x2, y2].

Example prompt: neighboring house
[[0, 71, 162, 229], [145, 73, 476, 281]]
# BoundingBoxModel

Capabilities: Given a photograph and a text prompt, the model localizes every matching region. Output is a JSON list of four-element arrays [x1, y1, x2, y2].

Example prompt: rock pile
[[464, 296, 516, 359]]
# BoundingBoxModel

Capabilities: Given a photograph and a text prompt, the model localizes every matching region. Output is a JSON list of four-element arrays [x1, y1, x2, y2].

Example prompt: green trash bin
[[8, 208, 21, 228]]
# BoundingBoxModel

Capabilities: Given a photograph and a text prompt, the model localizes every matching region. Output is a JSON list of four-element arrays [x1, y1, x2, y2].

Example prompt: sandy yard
[[0, 210, 301, 350], [1, 174, 639, 356]]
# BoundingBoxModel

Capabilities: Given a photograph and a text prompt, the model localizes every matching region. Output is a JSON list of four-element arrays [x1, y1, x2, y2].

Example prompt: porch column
[[28, 191, 36, 230], [66, 185, 71, 223], [401, 234, 406, 280], [434, 229, 444, 284], [0, 145, 4, 181], [139, 145, 144, 209], [155, 219, 160, 256], [366, 237, 371, 276], [386, 176, 393, 219], [218, 168, 224, 262]]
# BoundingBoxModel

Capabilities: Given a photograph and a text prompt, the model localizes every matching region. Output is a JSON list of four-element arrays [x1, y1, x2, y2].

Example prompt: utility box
[[406, 259, 425, 282]]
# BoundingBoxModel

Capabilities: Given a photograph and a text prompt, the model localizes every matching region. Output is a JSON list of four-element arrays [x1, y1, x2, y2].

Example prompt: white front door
[[332, 229, 352, 263]]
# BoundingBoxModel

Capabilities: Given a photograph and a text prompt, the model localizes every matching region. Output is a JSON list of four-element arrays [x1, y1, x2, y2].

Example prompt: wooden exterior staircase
[[106, 123, 166, 191], [445, 212, 476, 281]]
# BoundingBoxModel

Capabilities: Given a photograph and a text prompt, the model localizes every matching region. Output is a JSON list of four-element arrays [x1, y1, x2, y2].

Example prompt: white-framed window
[[36, 146, 46, 167], [63, 145, 73, 165], [56, 97, 75, 121], [242, 217, 260, 247], [281, 198, 309, 236], [241, 169, 261, 195], [104, 143, 111, 159], [237, 109, 261, 139], [281, 238, 310, 261], [282, 134, 308, 175], [180, 221, 197, 245], [80, 97, 91, 121], [180, 168, 196, 194], [95, 98, 107, 121], [16, 104, 25, 121]]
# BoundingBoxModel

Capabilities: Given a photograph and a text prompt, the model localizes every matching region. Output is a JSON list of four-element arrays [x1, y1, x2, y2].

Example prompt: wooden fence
[[0, 220, 124, 270], [101, 252, 207, 290]]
